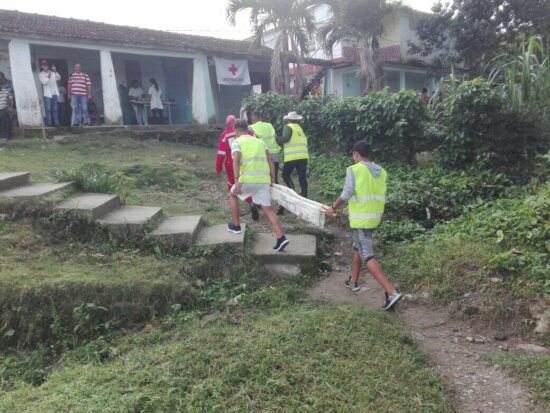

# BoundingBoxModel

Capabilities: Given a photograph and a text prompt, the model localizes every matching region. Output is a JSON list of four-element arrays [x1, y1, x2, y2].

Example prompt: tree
[[409, 0, 550, 77], [227, 0, 317, 96], [319, 0, 401, 93]]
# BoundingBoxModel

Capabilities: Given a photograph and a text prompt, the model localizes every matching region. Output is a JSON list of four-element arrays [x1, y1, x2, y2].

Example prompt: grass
[[485, 352, 550, 407], [0, 135, 227, 222], [0, 305, 455, 412]]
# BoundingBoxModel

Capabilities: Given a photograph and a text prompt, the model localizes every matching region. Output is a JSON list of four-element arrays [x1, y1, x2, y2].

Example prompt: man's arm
[[276, 125, 292, 146], [86, 75, 92, 99], [325, 168, 354, 216], [39, 72, 50, 86], [266, 150, 276, 183], [232, 151, 241, 193]]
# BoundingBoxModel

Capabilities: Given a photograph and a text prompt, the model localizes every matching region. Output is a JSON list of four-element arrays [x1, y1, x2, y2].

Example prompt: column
[[8, 40, 42, 127], [100, 49, 123, 125], [399, 71, 406, 91], [192, 55, 215, 124]]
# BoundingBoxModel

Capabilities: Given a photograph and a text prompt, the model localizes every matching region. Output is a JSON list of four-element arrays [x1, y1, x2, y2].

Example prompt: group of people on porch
[[38, 60, 96, 127], [37, 60, 168, 128]]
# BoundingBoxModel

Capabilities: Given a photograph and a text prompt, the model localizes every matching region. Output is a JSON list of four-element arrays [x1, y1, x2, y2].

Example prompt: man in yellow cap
[[228, 119, 289, 252]]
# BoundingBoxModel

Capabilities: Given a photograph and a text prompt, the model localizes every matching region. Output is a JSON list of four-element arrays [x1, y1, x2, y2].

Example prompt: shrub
[[296, 96, 330, 151], [242, 92, 296, 133], [52, 165, 133, 201], [242, 90, 429, 162], [435, 78, 541, 174]]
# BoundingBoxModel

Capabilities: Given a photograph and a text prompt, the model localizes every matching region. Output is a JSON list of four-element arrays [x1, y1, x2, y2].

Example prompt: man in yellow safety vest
[[325, 141, 403, 310], [278, 111, 309, 196], [228, 119, 289, 252], [249, 112, 281, 183]]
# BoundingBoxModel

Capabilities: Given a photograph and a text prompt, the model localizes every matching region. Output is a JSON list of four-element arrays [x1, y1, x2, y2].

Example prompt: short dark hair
[[234, 119, 249, 130], [353, 140, 371, 158]]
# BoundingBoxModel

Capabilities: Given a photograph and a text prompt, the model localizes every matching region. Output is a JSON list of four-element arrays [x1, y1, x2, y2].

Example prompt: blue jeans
[[132, 104, 144, 125], [44, 95, 59, 126], [71, 95, 89, 126]]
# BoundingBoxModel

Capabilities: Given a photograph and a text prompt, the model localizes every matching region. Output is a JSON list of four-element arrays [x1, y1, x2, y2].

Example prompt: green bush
[[296, 96, 330, 151], [242, 92, 296, 134], [242, 90, 428, 162], [435, 78, 541, 174]]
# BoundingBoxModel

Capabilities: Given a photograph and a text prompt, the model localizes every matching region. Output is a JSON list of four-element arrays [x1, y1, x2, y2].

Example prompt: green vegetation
[[485, 352, 550, 405], [0, 305, 454, 412], [0, 135, 226, 220]]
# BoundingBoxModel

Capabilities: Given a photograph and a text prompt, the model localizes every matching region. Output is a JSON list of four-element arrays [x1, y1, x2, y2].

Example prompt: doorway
[[124, 60, 142, 88]]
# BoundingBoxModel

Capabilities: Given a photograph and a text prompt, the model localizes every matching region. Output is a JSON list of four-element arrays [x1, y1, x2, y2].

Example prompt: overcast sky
[[4, 0, 438, 40]]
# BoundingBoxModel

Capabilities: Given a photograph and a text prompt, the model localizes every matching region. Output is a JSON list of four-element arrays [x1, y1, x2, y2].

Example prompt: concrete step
[[264, 264, 302, 278], [0, 182, 73, 200], [55, 193, 121, 220], [196, 223, 246, 248], [96, 206, 162, 233], [149, 216, 203, 248], [0, 172, 31, 192], [252, 233, 317, 266]]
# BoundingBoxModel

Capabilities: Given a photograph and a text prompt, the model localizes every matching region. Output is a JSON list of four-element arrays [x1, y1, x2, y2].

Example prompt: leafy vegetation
[[0, 305, 454, 412]]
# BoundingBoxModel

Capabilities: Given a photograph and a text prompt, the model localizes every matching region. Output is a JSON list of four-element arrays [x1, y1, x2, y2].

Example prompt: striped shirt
[[0, 88, 12, 110], [68, 72, 91, 96]]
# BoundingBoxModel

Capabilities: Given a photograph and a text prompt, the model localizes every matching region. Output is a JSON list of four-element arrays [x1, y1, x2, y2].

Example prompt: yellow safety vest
[[284, 123, 309, 162], [348, 163, 387, 229], [250, 121, 280, 157], [236, 135, 271, 184]]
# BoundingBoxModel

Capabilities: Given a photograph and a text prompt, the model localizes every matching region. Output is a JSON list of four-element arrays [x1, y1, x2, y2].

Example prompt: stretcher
[[270, 184, 330, 228]]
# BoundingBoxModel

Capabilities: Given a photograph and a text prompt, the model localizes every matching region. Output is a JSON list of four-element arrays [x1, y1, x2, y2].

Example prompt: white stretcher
[[270, 184, 329, 228]]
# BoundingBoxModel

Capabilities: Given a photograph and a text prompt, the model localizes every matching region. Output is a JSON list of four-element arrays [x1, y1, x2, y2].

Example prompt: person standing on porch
[[128, 80, 145, 125], [39, 60, 61, 127], [277, 111, 309, 214], [68, 63, 92, 127], [148, 78, 163, 124], [0, 81, 14, 143]]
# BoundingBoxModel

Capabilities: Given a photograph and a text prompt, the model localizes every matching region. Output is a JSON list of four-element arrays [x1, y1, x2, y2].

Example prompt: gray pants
[[0, 109, 11, 139]]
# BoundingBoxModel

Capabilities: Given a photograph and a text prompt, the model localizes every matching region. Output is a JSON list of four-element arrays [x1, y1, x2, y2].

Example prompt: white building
[[0, 9, 272, 127], [262, 5, 438, 97]]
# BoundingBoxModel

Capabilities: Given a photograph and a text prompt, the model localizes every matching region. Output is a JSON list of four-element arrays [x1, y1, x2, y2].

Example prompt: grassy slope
[[0, 136, 226, 221], [0, 305, 454, 413]]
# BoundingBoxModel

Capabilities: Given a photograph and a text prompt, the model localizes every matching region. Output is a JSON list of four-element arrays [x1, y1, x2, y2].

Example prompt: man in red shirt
[[68, 63, 92, 126], [216, 115, 258, 220]]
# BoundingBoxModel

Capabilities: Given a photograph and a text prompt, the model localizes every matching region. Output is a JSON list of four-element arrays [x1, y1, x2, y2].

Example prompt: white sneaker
[[382, 290, 403, 310]]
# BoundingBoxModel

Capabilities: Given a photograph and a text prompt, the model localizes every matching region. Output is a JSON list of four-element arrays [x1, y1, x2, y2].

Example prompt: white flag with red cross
[[214, 57, 251, 86]]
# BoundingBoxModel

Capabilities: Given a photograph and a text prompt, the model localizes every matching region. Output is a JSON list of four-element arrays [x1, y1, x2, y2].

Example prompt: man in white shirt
[[38, 60, 61, 126], [128, 80, 144, 125]]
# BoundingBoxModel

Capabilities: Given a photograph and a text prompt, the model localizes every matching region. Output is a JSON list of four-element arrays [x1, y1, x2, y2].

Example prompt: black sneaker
[[273, 235, 289, 252], [382, 290, 403, 311], [227, 223, 242, 234], [381, 292, 390, 309], [250, 204, 259, 221], [345, 277, 361, 292]]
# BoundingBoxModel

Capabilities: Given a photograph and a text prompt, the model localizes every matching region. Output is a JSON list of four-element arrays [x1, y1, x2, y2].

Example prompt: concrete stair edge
[[0, 172, 31, 192]]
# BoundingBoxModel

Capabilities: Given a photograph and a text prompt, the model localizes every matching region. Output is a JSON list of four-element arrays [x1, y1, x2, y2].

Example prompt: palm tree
[[319, 0, 400, 93], [227, 0, 317, 96]]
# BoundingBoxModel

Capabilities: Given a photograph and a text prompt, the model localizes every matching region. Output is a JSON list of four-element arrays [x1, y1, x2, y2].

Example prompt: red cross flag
[[214, 57, 251, 86]]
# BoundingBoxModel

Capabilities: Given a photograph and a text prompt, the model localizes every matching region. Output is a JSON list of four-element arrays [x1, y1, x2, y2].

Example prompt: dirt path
[[199, 170, 541, 412], [309, 228, 543, 413]]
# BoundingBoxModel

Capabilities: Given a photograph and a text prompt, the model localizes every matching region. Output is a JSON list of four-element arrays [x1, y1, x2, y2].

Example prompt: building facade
[[0, 9, 272, 127]]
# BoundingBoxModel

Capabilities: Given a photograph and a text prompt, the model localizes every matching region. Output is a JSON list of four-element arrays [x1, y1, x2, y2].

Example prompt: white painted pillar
[[192, 55, 215, 124], [399, 71, 406, 91], [100, 49, 123, 125], [8, 40, 42, 127]]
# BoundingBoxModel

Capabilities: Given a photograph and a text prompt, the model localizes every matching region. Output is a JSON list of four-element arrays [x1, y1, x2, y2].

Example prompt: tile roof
[[0, 9, 272, 59]]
